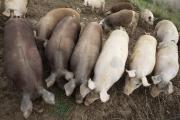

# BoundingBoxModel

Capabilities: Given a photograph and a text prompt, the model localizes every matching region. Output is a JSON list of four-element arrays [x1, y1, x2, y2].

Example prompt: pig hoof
[[41, 89, 55, 105], [100, 91, 110, 103], [65, 72, 74, 80], [167, 82, 174, 94], [76, 99, 83, 104], [84, 102, 90, 106], [21, 97, 33, 119], [64, 80, 76, 96], [45, 73, 56, 88]]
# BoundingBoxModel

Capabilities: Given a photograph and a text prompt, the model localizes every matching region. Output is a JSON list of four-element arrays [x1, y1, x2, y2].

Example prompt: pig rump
[[151, 41, 179, 97]]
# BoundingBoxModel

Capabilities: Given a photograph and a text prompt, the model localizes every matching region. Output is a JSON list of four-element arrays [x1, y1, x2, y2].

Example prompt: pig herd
[[2, 0, 180, 119]]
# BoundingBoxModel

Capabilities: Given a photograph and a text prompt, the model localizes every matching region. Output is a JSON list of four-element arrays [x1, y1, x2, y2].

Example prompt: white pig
[[124, 35, 157, 95], [155, 20, 179, 44], [85, 27, 129, 105], [84, 0, 105, 12], [3, 0, 28, 17], [151, 41, 179, 97]]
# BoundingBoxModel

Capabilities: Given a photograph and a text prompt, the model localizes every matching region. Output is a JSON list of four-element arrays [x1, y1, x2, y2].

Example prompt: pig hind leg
[[55, 52, 74, 81], [45, 70, 74, 89], [64, 79, 76, 96], [20, 93, 33, 119], [45, 73, 57, 88], [76, 84, 91, 104], [62, 69, 74, 80], [56, 69, 74, 81]]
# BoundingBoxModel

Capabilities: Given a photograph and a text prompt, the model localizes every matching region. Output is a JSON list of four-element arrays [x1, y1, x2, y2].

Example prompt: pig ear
[[64, 79, 76, 96], [151, 75, 162, 84], [144, 32, 150, 35], [141, 76, 151, 87], [100, 90, 110, 103], [2, 10, 10, 17], [105, 11, 111, 16], [88, 79, 96, 90], [99, 19, 105, 25], [126, 70, 136, 78], [80, 84, 91, 98]]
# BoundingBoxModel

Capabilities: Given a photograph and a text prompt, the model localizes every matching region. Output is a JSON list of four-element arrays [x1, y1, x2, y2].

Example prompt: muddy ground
[[0, 0, 180, 120]]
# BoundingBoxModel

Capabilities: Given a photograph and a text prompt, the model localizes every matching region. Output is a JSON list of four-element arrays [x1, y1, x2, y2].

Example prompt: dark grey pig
[[4, 17, 55, 119], [45, 16, 81, 88], [64, 22, 102, 104]]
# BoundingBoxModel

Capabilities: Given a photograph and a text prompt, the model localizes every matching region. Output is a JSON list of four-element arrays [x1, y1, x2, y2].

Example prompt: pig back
[[155, 42, 179, 74], [106, 10, 133, 27], [110, 2, 134, 13], [4, 18, 43, 92], [70, 22, 102, 83], [129, 35, 157, 75], [46, 16, 81, 67], [38, 8, 80, 39]]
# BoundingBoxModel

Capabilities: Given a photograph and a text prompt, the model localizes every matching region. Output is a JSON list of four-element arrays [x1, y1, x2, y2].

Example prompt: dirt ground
[[1, 0, 180, 120]]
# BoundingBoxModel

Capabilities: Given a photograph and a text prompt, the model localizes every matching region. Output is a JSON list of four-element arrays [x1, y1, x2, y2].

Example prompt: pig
[[64, 22, 102, 104], [4, 15, 55, 119], [3, 0, 28, 17], [123, 35, 157, 95], [45, 16, 81, 88], [36, 8, 80, 41], [105, 2, 134, 15], [155, 20, 179, 44], [83, 0, 105, 12], [151, 41, 179, 97], [100, 9, 154, 32], [100, 9, 139, 33], [84, 27, 129, 106]]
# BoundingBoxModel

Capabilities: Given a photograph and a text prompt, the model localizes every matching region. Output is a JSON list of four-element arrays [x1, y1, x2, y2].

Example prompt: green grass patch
[[50, 89, 74, 118], [129, 0, 180, 31]]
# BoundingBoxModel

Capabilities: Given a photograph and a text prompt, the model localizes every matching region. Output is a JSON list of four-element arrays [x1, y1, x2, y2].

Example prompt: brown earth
[[0, 0, 180, 120]]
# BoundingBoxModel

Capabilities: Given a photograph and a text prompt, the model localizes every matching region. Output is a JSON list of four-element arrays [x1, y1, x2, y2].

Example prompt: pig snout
[[150, 81, 174, 97], [123, 76, 142, 96], [75, 84, 91, 104], [84, 91, 99, 106]]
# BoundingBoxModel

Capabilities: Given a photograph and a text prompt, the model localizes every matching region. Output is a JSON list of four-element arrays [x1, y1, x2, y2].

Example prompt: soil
[[0, 0, 180, 120]]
